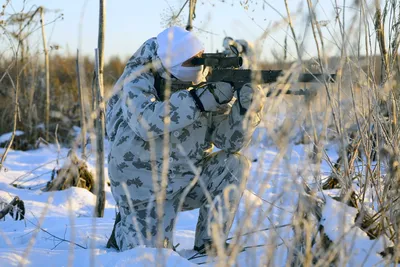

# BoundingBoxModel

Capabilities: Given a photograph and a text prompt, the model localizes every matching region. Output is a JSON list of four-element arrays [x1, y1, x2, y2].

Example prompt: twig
[[0, 197, 20, 220], [51, 240, 64, 250], [225, 223, 291, 241], [24, 213, 86, 250], [15, 170, 53, 186], [246, 189, 294, 213], [187, 249, 201, 260], [187, 224, 290, 261], [50, 226, 68, 250], [9, 156, 68, 186], [175, 0, 189, 19], [36, 223, 86, 250], [193, 242, 285, 264]]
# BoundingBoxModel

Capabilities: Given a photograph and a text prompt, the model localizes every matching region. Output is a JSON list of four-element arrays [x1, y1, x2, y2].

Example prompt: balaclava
[[157, 26, 207, 84]]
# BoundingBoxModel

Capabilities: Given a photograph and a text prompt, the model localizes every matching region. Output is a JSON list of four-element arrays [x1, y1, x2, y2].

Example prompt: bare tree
[[94, 0, 106, 217], [76, 49, 87, 158], [40, 6, 50, 142]]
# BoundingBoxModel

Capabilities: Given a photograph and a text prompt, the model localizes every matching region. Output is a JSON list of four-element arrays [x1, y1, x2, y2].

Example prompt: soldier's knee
[[235, 152, 250, 167], [218, 151, 251, 178], [229, 153, 250, 171]]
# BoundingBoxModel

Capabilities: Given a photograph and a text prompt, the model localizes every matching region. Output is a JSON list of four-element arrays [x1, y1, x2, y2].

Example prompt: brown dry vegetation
[[0, 53, 392, 148], [0, 54, 127, 148]]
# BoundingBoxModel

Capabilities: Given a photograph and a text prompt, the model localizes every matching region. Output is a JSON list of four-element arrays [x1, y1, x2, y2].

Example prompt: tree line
[[0, 54, 126, 149]]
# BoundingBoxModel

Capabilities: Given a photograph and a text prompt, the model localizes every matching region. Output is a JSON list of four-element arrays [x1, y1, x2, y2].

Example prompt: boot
[[106, 212, 121, 250]]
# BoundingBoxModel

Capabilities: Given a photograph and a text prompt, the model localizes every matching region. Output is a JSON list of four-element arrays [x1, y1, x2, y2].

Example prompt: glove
[[237, 83, 263, 114], [192, 82, 234, 112]]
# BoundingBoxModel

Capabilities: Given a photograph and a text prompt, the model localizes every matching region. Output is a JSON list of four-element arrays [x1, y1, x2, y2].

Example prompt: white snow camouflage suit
[[106, 37, 262, 251]]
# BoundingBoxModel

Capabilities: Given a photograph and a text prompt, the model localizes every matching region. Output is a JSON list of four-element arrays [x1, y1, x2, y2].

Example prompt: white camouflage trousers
[[115, 150, 250, 251]]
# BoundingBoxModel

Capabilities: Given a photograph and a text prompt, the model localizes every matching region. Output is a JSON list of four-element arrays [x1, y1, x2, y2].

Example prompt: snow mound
[[0, 131, 24, 144], [321, 196, 392, 266]]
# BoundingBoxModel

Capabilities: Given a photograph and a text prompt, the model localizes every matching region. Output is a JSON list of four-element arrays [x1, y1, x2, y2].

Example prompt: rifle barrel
[[208, 69, 336, 84]]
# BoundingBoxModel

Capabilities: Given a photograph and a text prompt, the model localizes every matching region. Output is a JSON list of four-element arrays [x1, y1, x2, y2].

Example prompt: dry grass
[[1, 0, 400, 266]]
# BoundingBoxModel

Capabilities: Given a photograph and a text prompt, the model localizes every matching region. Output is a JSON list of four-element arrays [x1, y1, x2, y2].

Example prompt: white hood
[[156, 26, 204, 69]]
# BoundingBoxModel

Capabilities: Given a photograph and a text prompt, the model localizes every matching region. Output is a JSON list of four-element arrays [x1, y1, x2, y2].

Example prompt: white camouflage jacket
[[106, 37, 261, 205]]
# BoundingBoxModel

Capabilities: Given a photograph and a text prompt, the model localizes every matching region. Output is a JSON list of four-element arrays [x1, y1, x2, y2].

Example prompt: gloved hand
[[237, 83, 263, 114], [193, 82, 234, 112]]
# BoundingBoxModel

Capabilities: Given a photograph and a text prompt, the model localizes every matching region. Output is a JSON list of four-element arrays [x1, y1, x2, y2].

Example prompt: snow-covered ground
[[0, 130, 393, 266]]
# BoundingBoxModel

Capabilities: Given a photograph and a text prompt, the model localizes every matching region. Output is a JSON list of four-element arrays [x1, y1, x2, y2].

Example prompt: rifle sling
[[153, 72, 165, 101], [188, 89, 206, 112]]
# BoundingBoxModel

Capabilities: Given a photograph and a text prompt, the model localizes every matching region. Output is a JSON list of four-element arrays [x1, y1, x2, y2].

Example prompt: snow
[[0, 130, 394, 266], [0, 131, 24, 144], [321, 196, 392, 266]]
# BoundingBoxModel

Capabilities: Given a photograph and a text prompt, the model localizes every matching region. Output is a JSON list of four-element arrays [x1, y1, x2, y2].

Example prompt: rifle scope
[[191, 55, 243, 68]]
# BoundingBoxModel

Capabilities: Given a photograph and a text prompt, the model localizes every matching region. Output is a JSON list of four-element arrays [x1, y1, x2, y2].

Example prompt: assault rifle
[[155, 53, 336, 100]]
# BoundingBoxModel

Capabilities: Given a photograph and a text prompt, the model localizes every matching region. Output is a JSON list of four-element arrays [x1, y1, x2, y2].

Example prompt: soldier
[[105, 26, 263, 254]]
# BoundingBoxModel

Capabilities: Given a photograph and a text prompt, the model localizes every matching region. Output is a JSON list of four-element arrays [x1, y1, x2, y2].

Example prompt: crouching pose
[[105, 26, 263, 253]]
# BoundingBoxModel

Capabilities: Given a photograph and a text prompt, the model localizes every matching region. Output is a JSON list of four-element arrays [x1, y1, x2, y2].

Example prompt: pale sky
[[3, 0, 372, 62]]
